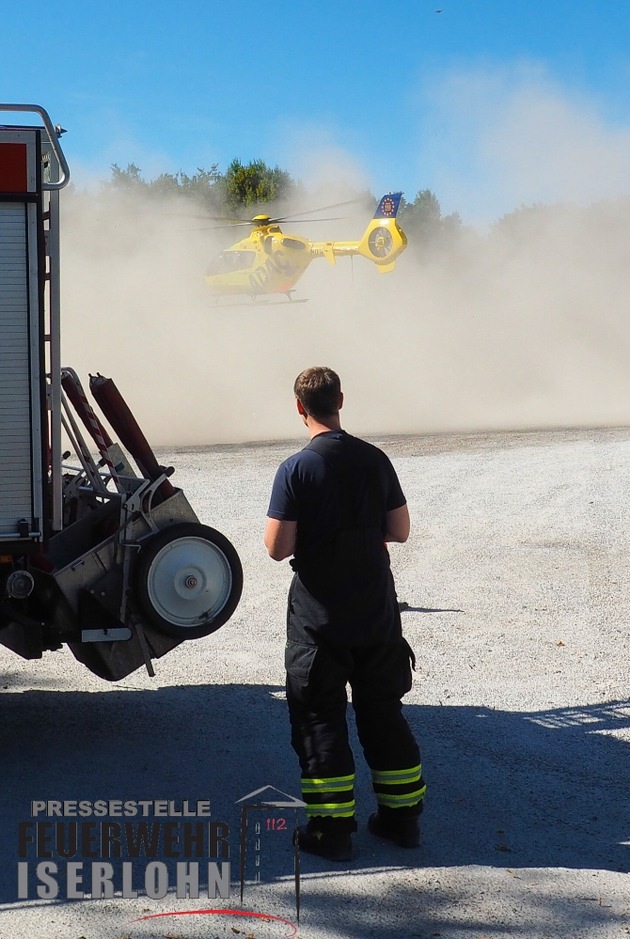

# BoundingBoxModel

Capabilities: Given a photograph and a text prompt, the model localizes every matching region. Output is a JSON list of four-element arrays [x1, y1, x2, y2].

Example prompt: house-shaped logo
[[236, 785, 305, 920]]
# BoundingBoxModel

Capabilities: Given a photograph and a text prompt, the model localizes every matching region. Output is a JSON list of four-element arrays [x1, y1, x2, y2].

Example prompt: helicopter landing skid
[[255, 297, 309, 305], [213, 294, 308, 307], [252, 290, 309, 305]]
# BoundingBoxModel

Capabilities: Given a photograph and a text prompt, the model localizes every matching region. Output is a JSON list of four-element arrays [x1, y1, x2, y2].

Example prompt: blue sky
[[3, 1, 630, 222]]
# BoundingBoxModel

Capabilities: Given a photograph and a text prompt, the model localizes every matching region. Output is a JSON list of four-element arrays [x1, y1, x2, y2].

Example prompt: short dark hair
[[293, 366, 342, 418]]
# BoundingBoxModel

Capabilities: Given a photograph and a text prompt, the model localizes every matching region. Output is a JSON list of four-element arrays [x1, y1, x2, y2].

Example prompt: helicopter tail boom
[[309, 192, 407, 270]]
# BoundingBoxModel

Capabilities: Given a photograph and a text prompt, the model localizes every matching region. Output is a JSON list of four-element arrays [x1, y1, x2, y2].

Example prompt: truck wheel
[[134, 523, 242, 640]]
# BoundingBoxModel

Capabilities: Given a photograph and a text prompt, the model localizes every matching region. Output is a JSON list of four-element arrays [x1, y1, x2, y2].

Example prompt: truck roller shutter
[[0, 200, 43, 541]]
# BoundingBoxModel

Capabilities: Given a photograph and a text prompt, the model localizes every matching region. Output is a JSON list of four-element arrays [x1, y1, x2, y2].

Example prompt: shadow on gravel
[[414, 697, 630, 874], [399, 605, 464, 613], [0, 683, 627, 928]]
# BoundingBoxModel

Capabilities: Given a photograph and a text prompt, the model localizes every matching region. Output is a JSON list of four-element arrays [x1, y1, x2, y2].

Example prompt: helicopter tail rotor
[[356, 192, 407, 269]]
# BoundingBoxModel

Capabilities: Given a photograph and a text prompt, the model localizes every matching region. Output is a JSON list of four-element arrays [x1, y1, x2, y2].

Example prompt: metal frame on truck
[[0, 104, 242, 680]]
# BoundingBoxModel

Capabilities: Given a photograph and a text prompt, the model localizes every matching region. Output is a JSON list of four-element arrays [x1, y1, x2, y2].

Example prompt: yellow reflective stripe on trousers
[[302, 774, 356, 817], [375, 786, 427, 808], [371, 764, 422, 786], [305, 800, 356, 818], [301, 774, 355, 792]]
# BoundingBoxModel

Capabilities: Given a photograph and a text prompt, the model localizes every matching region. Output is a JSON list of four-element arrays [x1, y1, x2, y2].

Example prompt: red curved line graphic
[[131, 908, 298, 937]]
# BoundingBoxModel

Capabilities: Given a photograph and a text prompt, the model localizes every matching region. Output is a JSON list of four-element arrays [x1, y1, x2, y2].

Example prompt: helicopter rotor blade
[[190, 218, 263, 230], [202, 222, 256, 230], [267, 199, 364, 224], [189, 197, 366, 230], [271, 216, 344, 224], [193, 216, 345, 231]]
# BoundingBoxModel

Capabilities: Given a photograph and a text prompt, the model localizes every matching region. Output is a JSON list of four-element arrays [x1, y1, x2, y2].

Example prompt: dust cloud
[[412, 63, 630, 223], [60, 75, 630, 447]]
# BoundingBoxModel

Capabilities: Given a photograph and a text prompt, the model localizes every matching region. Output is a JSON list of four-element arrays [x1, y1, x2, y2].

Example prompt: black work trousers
[[285, 574, 422, 822]]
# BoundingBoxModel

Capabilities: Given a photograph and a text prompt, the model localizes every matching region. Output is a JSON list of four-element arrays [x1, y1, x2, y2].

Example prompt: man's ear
[[338, 392, 344, 410], [296, 397, 307, 416]]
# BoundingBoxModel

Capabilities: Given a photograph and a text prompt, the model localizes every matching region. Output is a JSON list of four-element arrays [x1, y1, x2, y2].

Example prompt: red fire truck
[[0, 104, 242, 680]]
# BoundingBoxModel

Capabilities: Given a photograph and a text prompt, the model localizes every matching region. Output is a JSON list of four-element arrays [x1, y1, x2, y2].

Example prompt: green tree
[[400, 189, 462, 250], [224, 158, 295, 209], [147, 172, 182, 198], [169, 166, 223, 212], [105, 162, 226, 219], [109, 163, 146, 191]]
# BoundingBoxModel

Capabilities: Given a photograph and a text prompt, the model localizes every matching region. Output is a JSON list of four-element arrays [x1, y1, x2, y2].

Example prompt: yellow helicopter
[[205, 192, 407, 302]]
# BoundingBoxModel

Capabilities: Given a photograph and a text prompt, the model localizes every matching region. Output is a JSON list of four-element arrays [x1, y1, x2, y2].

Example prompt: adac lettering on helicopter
[[248, 248, 301, 292]]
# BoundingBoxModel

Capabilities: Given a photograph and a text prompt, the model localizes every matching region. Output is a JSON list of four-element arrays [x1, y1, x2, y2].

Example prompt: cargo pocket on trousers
[[285, 640, 318, 701]]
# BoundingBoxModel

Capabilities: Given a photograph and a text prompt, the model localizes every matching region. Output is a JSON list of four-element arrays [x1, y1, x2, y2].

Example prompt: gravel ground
[[0, 427, 628, 939]]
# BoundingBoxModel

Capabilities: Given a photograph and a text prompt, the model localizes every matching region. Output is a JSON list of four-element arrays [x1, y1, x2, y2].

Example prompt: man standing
[[265, 366, 425, 861]]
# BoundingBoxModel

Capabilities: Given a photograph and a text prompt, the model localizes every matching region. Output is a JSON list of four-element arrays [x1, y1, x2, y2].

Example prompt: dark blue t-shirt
[[267, 430, 406, 556]]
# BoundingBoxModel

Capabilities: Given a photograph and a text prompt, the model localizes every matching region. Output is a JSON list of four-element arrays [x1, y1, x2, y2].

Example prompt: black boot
[[367, 805, 421, 848], [293, 817, 357, 862]]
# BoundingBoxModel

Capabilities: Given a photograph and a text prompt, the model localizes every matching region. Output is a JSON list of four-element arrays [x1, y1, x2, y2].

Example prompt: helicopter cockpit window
[[206, 250, 257, 275]]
